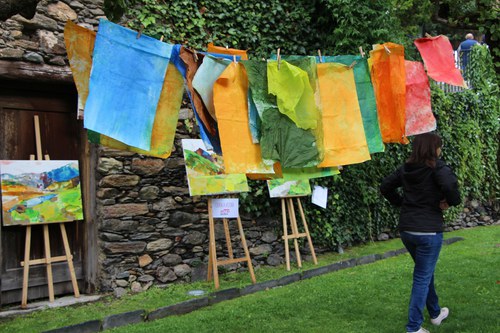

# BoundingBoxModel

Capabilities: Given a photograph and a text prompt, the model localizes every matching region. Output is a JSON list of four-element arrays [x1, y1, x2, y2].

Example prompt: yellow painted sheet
[[213, 62, 274, 175], [317, 63, 370, 167]]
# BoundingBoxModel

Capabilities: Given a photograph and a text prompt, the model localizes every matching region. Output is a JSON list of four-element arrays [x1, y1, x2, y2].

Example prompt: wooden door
[[0, 81, 86, 305]]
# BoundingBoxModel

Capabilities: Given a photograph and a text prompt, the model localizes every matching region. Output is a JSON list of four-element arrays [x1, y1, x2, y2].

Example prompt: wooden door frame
[[0, 77, 98, 304]]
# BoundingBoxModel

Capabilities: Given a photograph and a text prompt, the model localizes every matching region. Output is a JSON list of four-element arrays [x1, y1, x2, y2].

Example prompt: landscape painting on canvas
[[182, 139, 249, 196], [0, 160, 84, 226]]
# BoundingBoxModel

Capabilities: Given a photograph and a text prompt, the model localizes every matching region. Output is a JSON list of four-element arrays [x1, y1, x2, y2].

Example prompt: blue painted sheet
[[84, 19, 173, 150]]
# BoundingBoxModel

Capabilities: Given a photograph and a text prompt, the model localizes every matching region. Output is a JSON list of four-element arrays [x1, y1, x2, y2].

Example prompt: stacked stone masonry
[[96, 109, 296, 294], [0, 0, 104, 65]]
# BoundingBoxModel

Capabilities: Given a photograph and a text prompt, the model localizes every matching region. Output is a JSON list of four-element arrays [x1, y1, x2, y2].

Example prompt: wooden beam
[[0, 60, 73, 83]]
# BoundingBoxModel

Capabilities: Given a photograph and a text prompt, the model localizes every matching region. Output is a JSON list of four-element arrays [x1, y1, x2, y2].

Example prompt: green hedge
[[117, 2, 499, 250]]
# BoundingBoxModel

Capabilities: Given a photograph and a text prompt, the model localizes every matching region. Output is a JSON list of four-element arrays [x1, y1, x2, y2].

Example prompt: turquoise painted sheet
[[192, 55, 231, 120]]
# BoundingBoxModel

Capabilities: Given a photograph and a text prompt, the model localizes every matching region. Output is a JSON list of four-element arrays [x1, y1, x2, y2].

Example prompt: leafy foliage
[[104, 1, 499, 250]]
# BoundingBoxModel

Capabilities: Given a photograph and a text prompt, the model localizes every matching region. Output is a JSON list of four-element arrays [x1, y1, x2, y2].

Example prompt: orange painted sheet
[[405, 61, 436, 136], [63, 20, 96, 119], [414, 35, 466, 88], [213, 62, 274, 176], [317, 63, 370, 167], [370, 43, 408, 144], [207, 43, 248, 60]]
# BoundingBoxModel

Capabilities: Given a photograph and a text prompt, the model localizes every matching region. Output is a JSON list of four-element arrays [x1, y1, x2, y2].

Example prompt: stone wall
[[0, 0, 103, 65]]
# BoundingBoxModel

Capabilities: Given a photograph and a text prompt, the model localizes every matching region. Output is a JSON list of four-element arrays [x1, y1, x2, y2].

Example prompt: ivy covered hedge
[[117, 1, 499, 250]]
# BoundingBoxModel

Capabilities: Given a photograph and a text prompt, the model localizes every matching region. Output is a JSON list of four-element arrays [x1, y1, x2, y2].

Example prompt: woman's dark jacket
[[380, 159, 461, 232]]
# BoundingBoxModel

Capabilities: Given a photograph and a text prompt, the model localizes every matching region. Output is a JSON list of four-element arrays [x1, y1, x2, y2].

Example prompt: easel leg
[[60, 223, 80, 298], [223, 218, 234, 259], [287, 198, 302, 268], [43, 225, 55, 302], [236, 217, 256, 284], [281, 199, 290, 271], [21, 226, 32, 309], [207, 199, 219, 289], [296, 198, 317, 265]]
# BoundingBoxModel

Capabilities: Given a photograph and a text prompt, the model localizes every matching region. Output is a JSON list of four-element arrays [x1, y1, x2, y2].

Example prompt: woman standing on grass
[[380, 132, 461, 333]]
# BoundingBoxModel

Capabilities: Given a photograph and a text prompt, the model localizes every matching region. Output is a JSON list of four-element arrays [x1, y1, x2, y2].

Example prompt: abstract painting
[[182, 139, 249, 196], [267, 178, 311, 198], [1, 160, 84, 226]]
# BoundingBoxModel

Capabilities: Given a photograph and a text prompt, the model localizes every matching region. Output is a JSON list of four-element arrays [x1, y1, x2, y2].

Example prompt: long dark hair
[[406, 133, 442, 168]]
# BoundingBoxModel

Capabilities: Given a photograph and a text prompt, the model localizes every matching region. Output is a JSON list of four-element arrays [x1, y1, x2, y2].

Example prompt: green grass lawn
[[1, 226, 498, 333]]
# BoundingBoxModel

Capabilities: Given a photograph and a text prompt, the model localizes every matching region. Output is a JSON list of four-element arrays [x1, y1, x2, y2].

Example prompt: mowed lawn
[[108, 225, 499, 333], [1, 226, 498, 333]]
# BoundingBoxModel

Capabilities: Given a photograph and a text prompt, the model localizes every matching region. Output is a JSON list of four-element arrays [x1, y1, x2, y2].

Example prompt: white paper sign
[[311, 186, 328, 209], [211, 198, 239, 218]]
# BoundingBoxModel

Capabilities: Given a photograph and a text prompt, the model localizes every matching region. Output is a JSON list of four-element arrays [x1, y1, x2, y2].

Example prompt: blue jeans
[[401, 232, 443, 332]]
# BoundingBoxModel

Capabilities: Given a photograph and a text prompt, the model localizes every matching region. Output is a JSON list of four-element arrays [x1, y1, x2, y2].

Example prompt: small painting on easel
[[182, 139, 249, 196], [267, 178, 311, 198], [0, 160, 83, 226]]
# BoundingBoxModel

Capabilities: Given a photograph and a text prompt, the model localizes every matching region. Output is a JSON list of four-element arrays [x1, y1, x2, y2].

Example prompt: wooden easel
[[280, 196, 318, 271], [20, 115, 80, 308], [206, 197, 256, 289]]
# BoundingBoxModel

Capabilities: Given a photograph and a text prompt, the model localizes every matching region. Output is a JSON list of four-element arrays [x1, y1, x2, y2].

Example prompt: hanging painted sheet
[[181, 139, 249, 196], [414, 35, 466, 88], [323, 55, 385, 154], [243, 60, 321, 168], [317, 62, 371, 167], [180, 47, 222, 154], [370, 42, 408, 144], [207, 43, 259, 143], [405, 61, 436, 136], [267, 60, 319, 130], [269, 56, 325, 160], [88, 62, 184, 158], [207, 42, 248, 60], [64, 20, 95, 120], [213, 62, 274, 175], [192, 55, 231, 120], [84, 19, 172, 151]]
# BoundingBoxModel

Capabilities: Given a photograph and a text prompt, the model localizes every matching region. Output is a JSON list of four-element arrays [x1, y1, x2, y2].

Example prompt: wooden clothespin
[[383, 45, 391, 54], [136, 26, 144, 39], [277, 48, 281, 70], [193, 49, 199, 62], [425, 33, 432, 38], [160, 35, 164, 42], [225, 45, 229, 49], [317, 49, 323, 63], [233, 55, 237, 63], [349, 61, 357, 69], [359, 46, 365, 58]]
